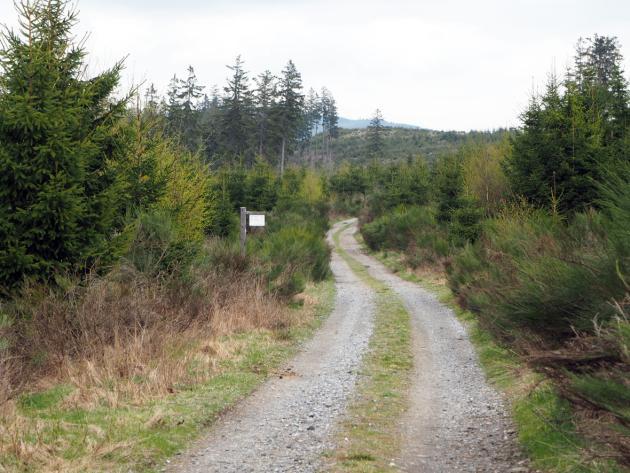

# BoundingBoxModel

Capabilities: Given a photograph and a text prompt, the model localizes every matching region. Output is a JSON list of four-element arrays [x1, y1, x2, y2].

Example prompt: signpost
[[239, 207, 266, 256]]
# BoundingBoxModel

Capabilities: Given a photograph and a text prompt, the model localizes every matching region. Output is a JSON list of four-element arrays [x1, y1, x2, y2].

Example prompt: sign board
[[248, 214, 265, 227]]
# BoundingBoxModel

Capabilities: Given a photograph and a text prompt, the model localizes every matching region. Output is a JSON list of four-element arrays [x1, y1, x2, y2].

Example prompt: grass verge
[[364, 246, 625, 473], [0, 279, 335, 473], [324, 224, 413, 472]]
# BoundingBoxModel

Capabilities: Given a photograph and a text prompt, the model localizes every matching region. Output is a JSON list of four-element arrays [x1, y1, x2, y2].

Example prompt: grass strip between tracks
[[325, 223, 413, 473]]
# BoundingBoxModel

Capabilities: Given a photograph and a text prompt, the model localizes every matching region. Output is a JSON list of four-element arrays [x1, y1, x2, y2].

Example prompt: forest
[[0, 1, 628, 472]]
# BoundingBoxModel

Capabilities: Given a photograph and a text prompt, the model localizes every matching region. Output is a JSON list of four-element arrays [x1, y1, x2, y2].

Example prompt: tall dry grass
[[1, 262, 291, 409], [0, 257, 302, 471]]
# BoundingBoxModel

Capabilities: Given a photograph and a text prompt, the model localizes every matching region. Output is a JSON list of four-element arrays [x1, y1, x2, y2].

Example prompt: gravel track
[[166, 221, 376, 473], [168, 219, 528, 473], [338, 219, 529, 473]]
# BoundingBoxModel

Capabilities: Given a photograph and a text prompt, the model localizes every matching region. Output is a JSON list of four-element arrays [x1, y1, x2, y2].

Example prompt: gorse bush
[[257, 226, 330, 297], [447, 191, 629, 343], [361, 206, 449, 266], [254, 179, 331, 297], [124, 211, 201, 279]]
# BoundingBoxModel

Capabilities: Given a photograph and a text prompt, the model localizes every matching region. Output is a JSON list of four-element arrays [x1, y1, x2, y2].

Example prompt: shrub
[[202, 237, 248, 274], [448, 196, 484, 246], [361, 206, 448, 269], [448, 199, 629, 342], [257, 226, 330, 298], [124, 211, 200, 279]]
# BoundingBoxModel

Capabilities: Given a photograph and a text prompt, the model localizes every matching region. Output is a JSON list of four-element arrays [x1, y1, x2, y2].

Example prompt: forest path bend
[[166, 220, 376, 473], [338, 219, 528, 473]]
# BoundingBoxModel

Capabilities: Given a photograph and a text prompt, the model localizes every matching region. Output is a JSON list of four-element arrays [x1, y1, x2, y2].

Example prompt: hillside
[[305, 127, 510, 165], [338, 117, 420, 129]]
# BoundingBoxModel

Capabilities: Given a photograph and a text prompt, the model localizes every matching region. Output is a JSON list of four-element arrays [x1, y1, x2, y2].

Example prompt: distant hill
[[299, 126, 510, 166], [338, 117, 421, 130]]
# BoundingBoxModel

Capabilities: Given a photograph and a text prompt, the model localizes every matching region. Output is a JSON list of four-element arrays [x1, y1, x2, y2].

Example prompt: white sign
[[249, 214, 265, 227]]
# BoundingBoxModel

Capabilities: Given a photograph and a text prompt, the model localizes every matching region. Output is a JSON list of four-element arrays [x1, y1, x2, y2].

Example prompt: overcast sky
[[1, 0, 629, 131]]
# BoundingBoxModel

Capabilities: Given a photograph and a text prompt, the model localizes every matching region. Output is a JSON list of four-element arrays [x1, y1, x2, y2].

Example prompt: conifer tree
[[320, 88, 339, 162], [220, 55, 255, 164], [434, 152, 465, 223], [301, 88, 321, 155], [574, 35, 629, 155], [0, 0, 130, 288], [199, 85, 222, 162], [367, 109, 386, 159], [507, 36, 629, 214], [254, 70, 277, 158], [164, 74, 182, 138], [275, 60, 304, 174], [245, 157, 277, 210], [177, 65, 204, 151], [144, 83, 160, 115]]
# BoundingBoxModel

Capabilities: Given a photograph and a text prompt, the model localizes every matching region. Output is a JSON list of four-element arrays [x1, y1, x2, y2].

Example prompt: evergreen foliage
[[0, 0, 130, 288], [220, 55, 255, 163], [275, 60, 304, 173], [506, 35, 629, 213], [367, 108, 386, 159]]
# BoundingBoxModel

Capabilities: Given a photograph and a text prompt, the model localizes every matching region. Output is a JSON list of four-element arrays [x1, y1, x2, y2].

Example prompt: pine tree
[[0, 0, 130, 289], [574, 35, 629, 156], [301, 88, 321, 157], [275, 60, 304, 174], [144, 83, 159, 115], [245, 157, 277, 210], [253, 70, 277, 158], [220, 55, 255, 164], [205, 180, 235, 237], [320, 88, 338, 162], [177, 65, 204, 151], [199, 85, 222, 163], [164, 74, 182, 138], [434, 152, 465, 223], [367, 109, 385, 159], [507, 71, 607, 213]]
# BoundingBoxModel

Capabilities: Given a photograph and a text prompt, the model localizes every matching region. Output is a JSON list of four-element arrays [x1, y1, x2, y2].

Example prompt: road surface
[[168, 219, 526, 472]]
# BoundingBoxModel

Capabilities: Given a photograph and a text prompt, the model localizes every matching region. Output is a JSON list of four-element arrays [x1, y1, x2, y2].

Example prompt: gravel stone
[[338, 219, 530, 472], [167, 219, 530, 473], [166, 222, 376, 473]]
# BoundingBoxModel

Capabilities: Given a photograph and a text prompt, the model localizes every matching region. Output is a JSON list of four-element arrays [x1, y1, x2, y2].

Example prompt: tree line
[[146, 58, 339, 170]]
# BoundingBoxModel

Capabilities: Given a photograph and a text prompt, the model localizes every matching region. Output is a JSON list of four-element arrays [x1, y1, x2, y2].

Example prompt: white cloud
[[1, 0, 629, 130]]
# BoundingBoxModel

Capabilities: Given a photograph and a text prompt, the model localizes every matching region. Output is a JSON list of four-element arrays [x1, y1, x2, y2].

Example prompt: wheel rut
[[338, 219, 529, 473], [168, 219, 528, 473], [166, 221, 375, 473]]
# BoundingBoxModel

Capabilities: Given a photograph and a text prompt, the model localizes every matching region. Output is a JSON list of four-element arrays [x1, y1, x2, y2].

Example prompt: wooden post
[[240, 207, 247, 257]]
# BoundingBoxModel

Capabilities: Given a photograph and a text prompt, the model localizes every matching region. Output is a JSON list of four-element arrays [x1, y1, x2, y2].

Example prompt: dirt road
[[337, 219, 527, 472], [168, 219, 525, 472], [166, 223, 376, 472]]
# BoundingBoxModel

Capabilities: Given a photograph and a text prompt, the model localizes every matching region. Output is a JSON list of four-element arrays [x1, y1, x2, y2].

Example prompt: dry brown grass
[[0, 258, 311, 472], [1, 261, 292, 408]]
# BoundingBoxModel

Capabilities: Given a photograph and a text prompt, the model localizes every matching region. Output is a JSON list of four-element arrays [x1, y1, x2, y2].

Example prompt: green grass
[[365, 246, 626, 473], [0, 278, 336, 473], [326, 223, 413, 472]]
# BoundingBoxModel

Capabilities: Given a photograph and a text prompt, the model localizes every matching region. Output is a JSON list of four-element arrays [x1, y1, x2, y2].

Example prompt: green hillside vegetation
[[303, 126, 509, 166]]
